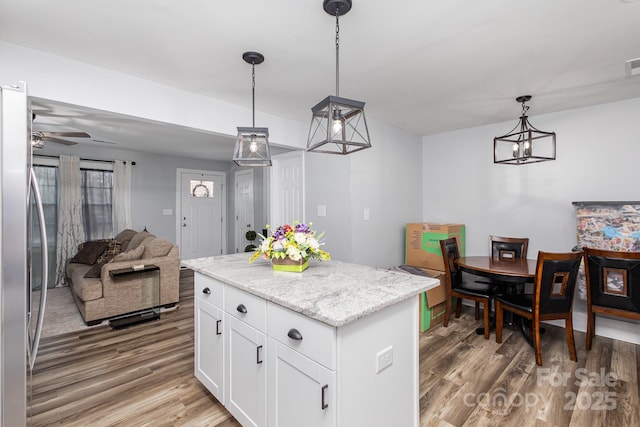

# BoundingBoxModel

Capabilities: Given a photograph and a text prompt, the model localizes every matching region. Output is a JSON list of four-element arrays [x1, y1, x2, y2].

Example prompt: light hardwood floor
[[30, 269, 639, 426]]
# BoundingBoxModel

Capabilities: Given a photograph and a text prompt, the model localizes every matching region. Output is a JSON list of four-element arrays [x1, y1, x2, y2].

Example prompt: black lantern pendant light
[[233, 51, 272, 167], [307, 0, 371, 155], [494, 95, 556, 165]]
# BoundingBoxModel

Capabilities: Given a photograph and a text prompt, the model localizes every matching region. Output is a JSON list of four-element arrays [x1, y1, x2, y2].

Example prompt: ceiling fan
[[30, 112, 91, 148], [31, 130, 91, 148]]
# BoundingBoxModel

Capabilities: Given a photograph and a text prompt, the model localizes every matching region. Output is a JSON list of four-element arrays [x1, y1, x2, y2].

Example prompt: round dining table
[[455, 256, 539, 345], [456, 256, 536, 283]]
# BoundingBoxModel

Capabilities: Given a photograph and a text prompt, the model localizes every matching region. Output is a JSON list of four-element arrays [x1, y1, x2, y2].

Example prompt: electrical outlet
[[375, 346, 393, 374]]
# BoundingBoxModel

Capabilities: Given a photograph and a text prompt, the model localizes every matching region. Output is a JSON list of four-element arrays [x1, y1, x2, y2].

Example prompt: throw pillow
[[115, 229, 137, 251], [142, 238, 174, 259], [95, 239, 122, 265], [110, 244, 145, 262], [70, 241, 110, 265], [127, 231, 155, 251]]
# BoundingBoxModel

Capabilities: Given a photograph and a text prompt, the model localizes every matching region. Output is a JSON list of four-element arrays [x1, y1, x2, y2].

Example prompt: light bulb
[[512, 143, 519, 158], [249, 140, 258, 153], [332, 118, 343, 134], [524, 140, 531, 157]]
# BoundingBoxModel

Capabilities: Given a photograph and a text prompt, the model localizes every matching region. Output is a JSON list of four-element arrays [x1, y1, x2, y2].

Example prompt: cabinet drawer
[[224, 285, 266, 332], [267, 302, 336, 370], [195, 273, 224, 308]]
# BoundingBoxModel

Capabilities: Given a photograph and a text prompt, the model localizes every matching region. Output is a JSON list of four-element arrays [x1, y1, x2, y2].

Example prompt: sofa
[[66, 229, 180, 325]]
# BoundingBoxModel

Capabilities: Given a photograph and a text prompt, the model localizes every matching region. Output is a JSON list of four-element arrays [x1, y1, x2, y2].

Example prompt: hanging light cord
[[251, 61, 256, 127], [335, 12, 340, 97], [519, 99, 530, 133]]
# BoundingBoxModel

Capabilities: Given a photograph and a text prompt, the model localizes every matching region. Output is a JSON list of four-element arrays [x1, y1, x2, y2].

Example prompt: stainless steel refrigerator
[[1, 82, 49, 427]]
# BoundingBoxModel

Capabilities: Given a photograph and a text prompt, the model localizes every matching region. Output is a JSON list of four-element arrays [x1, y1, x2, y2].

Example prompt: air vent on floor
[[625, 58, 640, 77]]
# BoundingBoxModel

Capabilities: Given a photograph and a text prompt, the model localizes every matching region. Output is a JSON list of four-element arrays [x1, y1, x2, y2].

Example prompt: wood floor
[[30, 269, 640, 427]]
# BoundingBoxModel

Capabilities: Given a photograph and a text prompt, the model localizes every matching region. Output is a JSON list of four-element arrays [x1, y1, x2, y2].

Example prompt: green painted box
[[405, 223, 466, 271]]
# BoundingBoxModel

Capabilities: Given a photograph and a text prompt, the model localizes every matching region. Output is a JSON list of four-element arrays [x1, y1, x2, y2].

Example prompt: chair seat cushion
[[453, 281, 498, 299], [496, 293, 534, 313]]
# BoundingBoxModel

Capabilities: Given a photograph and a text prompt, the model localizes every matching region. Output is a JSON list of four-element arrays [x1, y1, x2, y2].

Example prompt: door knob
[[182, 223, 187, 227]]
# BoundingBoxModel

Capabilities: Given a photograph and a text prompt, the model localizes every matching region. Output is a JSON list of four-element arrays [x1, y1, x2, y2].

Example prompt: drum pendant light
[[307, 0, 371, 155], [233, 51, 272, 167], [494, 95, 556, 165]]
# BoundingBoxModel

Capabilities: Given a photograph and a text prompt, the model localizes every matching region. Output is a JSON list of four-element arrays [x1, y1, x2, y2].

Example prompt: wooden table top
[[457, 256, 536, 283]]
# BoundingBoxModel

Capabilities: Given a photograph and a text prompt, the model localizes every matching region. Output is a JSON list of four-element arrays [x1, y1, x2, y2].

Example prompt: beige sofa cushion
[[142, 238, 174, 259], [127, 231, 155, 251], [111, 244, 145, 262], [70, 264, 103, 302], [115, 229, 138, 251]]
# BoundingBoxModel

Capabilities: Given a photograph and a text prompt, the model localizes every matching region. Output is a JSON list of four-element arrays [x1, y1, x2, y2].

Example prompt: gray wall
[[422, 97, 640, 344], [305, 118, 424, 268], [40, 144, 232, 244]]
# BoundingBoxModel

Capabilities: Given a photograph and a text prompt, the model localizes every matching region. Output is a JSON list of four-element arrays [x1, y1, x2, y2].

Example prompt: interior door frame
[[175, 168, 227, 259]]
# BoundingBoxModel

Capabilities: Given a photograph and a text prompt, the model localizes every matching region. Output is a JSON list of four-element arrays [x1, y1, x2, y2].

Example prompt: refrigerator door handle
[[28, 167, 48, 370]]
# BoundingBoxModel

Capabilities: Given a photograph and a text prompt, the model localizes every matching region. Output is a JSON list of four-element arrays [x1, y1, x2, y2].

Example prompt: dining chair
[[474, 235, 530, 313], [583, 247, 640, 350], [490, 235, 529, 260], [495, 251, 582, 366], [440, 238, 498, 339]]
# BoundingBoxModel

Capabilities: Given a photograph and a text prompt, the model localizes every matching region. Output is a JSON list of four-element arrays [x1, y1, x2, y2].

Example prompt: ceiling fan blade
[[42, 136, 78, 146], [40, 131, 90, 138]]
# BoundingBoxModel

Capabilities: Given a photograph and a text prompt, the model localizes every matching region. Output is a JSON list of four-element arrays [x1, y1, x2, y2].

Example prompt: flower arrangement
[[249, 222, 330, 263]]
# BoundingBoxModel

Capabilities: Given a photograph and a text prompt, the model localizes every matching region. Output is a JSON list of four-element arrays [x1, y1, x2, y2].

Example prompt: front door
[[235, 169, 254, 253], [178, 169, 226, 259]]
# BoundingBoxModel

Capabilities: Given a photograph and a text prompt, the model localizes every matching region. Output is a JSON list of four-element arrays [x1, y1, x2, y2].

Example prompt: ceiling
[[2, 0, 640, 159]]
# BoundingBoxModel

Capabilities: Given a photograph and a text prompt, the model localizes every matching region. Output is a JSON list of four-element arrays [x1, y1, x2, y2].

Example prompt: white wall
[[422, 97, 640, 344], [40, 143, 231, 244], [306, 118, 424, 268], [0, 41, 308, 149]]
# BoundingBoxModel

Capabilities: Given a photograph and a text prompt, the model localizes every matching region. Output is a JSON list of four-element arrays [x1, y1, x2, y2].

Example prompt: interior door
[[179, 170, 225, 259], [234, 169, 254, 253], [270, 152, 304, 227]]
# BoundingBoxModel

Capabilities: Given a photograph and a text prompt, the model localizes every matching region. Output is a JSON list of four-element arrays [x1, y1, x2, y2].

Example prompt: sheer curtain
[[55, 155, 85, 287], [112, 160, 132, 234]]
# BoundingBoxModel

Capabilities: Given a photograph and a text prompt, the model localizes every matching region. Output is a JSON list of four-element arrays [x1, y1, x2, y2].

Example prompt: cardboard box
[[405, 223, 466, 271], [416, 267, 448, 332]]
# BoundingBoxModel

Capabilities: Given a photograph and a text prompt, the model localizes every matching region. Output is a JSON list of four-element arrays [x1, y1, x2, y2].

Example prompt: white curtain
[[55, 155, 85, 287], [112, 160, 132, 234]]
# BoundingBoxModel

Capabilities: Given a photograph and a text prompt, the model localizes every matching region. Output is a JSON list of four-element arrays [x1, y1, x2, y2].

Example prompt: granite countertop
[[182, 253, 439, 327]]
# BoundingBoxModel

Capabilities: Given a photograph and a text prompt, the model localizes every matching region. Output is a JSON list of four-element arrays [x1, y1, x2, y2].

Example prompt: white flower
[[272, 240, 285, 251], [286, 246, 302, 261], [260, 239, 272, 252], [294, 232, 307, 245], [307, 237, 320, 251]]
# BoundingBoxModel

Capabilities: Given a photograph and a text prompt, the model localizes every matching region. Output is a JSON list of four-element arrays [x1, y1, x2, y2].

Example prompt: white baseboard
[[461, 300, 640, 345]]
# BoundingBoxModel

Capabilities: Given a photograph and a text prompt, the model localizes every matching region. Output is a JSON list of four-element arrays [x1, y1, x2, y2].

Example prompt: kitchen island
[[183, 253, 438, 427]]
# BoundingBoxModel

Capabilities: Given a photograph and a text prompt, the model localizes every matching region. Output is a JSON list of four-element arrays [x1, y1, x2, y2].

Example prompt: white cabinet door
[[267, 338, 335, 427], [194, 298, 224, 402], [225, 314, 266, 427]]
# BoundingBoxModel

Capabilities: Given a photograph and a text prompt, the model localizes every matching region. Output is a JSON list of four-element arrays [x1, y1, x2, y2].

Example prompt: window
[[81, 169, 113, 241], [31, 165, 58, 289]]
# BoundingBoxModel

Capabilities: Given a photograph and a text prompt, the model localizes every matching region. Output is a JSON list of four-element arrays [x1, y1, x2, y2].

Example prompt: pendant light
[[494, 95, 556, 165], [307, 0, 371, 155], [233, 51, 272, 167]]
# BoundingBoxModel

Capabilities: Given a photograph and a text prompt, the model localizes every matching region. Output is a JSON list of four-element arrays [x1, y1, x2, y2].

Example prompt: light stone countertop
[[182, 253, 439, 327]]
